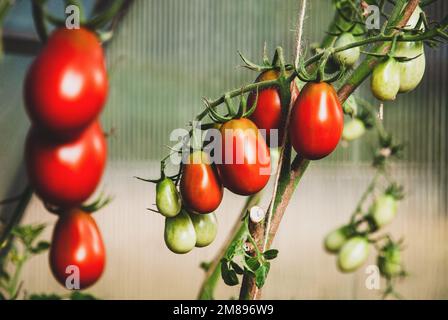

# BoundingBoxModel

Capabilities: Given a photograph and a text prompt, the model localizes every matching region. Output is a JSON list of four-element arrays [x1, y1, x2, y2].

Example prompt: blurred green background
[[0, 0, 447, 299]]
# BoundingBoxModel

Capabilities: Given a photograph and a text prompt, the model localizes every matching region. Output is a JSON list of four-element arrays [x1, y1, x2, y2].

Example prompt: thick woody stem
[[239, 0, 308, 300]]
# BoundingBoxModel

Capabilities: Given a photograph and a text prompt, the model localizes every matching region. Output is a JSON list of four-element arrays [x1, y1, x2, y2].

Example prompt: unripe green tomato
[[371, 194, 397, 228], [156, 178, 181, 218], [333, 33, 360, 67], [324, 226, 349, 253], [337, 236, 370, 273], [342, 119, 366, 142], [378, 246, 402, 277], [371, 57, 400, 101], [164, 210, 196, 254], [189, 211, 218, 248], [396, 41, 426, 93]]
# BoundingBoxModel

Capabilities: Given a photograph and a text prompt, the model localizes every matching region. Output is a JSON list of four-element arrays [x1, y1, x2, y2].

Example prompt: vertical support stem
[[239, 0, 308, 300], [197, 192, 262, 300]]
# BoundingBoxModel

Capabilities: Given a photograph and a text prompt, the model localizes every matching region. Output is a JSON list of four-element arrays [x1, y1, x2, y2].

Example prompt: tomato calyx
[[43, 193, 113, 216], [135, 159, 180, 185], [377, 238, 407, 279], [297, 48, 346, 84], [31, 0, 126, 43], [204, 93, 259, 124]]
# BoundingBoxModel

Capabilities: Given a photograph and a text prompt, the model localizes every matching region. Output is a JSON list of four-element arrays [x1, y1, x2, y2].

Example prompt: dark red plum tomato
[[180, 151, 223, 214], [217, 118, 271, 195], [50, 209, 105, 289], [24, 28, 108, 135], [248, 70, 299, 146], [25, 122, 107, 208], [289, 82, 343, 160]]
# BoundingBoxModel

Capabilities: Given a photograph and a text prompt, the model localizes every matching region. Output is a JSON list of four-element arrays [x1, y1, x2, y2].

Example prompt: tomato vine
[[141, 0, 447, 300]]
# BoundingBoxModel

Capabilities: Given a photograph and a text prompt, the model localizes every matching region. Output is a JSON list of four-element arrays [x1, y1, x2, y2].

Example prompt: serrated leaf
[[12, 224, 46, 248], [230, 261, 244, 275], [28, 293, 63, 300], [263, 249, 279, 260], [69, 291, 97, 300], [255, 262, 271, 289], [221, 261, 239, 286]]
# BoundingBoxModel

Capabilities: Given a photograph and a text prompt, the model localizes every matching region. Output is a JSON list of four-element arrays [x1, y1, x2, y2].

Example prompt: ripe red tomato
[[248, 70, 299, 146], [180, 150, 223, 214], [25, 122, 107, 207], [289, 82, 343, 160], [24, 28, 108, 135], [217, 118, 271, 195], [50, 209, 105, 289]]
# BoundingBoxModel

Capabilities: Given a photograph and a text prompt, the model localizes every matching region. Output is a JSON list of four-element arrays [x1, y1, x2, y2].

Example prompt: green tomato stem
[[31, 0, 48, 43]]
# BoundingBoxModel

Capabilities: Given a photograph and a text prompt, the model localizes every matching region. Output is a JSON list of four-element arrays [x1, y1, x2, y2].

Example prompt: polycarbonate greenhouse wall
[[0, 0, 447, 299]]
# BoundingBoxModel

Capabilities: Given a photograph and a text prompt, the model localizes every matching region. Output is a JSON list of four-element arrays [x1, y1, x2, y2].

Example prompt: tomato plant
[[50, 209, 105, 289], [180, 151, 223, 214], [289, 82, 343, 160], [24, 28, 108, 135], [217, 118, 271, 195], [25, 122, 107, 207], [129, 0, 444, 300]]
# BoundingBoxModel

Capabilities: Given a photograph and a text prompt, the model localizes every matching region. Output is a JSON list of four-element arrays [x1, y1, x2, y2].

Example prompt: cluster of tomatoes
[[371, 6, 425, 102], [24, 28, 109, 289], [342, 6, 426, 142], [248, 69, 343, 161], [324, 185, 404, 278], [154, 60, 347, 254]]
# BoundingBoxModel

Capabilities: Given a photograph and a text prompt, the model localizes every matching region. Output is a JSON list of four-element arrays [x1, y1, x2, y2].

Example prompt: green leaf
[[28, 293, 63, 300], [221, 261, 239, 286], [245, 257, 261, 273], [11, 224, 46, 248], [30, 241, 51, 254], [255, 262, 271, 289], [69, 291, 98, 300], [230, 261, 244, 275], [263, 249, 279, 260], [224, 237, 244, 261]]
